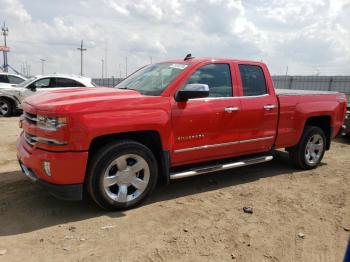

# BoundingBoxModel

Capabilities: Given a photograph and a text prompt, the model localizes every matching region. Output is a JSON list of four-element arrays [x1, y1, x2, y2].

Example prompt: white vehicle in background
[[0, 74, 96, 117], [0, 73, 27, 86]]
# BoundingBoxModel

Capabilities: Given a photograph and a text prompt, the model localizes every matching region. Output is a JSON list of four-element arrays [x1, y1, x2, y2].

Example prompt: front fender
[[70, 108, 172, 151]]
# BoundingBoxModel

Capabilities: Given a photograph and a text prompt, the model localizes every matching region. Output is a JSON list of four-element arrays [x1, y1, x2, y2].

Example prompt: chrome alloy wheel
[[305, 134, 324, 165], [0, 101, 9, 116], [103, 154, 150, 203]]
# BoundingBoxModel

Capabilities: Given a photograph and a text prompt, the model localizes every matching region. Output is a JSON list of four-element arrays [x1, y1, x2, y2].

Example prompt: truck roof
[[160, 57, 264, 65]]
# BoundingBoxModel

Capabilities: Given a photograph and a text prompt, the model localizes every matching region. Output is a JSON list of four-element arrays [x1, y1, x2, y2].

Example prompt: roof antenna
[[184, 53, 194, 61]]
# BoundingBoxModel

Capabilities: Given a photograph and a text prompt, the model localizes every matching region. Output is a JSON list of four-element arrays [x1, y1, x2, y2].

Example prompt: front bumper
[[16, 133, 88, 200], [19, 161, 83, 200]]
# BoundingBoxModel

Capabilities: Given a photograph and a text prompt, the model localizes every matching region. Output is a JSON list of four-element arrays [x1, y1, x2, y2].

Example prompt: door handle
[[225, 107, 240, 113], [263, 104, 277, 110]]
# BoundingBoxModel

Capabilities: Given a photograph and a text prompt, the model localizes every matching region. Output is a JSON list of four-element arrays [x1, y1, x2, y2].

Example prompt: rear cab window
[[238, 64, 267, 96]]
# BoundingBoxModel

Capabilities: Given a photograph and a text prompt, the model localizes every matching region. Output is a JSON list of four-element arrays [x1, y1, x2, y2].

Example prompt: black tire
[[0, 98, 12, 117], [288, 126, 326, 170], [86, 140, 158, 211]]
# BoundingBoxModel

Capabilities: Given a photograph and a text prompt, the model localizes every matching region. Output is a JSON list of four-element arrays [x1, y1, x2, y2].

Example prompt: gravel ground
[[0, 117, 349, 262]]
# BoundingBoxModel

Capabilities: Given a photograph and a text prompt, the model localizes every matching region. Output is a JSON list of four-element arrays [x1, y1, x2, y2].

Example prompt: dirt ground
[[0, 117, 349, 262]]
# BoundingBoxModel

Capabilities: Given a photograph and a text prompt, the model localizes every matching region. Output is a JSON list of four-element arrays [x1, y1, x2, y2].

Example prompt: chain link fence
[[272, 76, 350, 95], [93, 76, 350, 96], [92, 77, 124, 87]]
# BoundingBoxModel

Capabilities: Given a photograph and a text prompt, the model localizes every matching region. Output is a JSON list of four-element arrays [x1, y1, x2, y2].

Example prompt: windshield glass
[[116, 62, 189, 95], [17, 76, 37, 88]]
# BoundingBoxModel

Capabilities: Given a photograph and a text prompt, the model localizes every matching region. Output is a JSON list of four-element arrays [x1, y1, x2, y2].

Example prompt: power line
[[77, 40, 87, 76]]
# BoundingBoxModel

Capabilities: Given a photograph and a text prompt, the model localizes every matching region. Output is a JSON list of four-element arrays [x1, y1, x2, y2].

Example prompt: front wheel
[[0, 98, 12, 117], [288, 126, 326, 170], [86, 140, 158, 210]]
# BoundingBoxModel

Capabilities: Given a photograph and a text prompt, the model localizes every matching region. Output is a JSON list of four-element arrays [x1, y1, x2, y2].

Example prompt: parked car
[[0, 74, 95, 117], [16, 57, 347, 210], [0, 73, 27, 86]]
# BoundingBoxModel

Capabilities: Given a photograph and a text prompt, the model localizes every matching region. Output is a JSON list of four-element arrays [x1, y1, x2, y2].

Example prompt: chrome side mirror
[[175, 84, 209, 101]]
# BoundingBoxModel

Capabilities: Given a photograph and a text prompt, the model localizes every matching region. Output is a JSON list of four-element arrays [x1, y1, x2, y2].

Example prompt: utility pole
[[77, 40, 87, 76], [101, 59, 104, 85], [104, 40, 108, 78], [125, 56, 128, 78], [150, 56, 153, 64], [1, 22, 9, 72], [40, 59, 46, 75]]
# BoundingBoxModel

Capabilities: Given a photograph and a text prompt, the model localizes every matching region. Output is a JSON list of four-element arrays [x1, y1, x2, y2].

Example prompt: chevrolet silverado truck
[[16, 57, 347, 210]]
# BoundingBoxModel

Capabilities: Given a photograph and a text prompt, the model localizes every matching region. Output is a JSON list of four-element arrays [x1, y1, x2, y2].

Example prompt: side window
[[184, 64, 233, 97], [8, 75, 24, 84], [239, 65, 267, 96], [33, 78, 51, 88], [55, 78, 85, 87], [0, 75, 9, 83]]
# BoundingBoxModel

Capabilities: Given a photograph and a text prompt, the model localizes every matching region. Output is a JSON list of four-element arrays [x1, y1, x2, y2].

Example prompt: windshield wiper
[[118, 87, 138, 91]]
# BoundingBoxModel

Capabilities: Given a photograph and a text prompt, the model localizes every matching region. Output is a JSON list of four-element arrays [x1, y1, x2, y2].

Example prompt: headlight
[[37, 115, 67, 131]]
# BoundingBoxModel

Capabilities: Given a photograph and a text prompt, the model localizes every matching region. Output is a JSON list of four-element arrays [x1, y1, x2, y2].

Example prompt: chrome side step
[[170, 155, 273, 180]]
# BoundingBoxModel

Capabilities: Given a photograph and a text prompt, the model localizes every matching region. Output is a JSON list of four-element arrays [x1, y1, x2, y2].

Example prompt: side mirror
[[175, 84, 209, 102], [28, 84, 36, 91]]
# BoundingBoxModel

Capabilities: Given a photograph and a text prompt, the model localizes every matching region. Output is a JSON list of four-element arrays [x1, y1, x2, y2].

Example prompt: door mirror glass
[[175, 83, 209, 101]]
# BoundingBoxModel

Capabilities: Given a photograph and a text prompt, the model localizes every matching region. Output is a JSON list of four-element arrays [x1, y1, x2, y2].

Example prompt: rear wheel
[[0, 98, 12, 117], [288, 126, 326, 169], [86, 140, 158, 210]]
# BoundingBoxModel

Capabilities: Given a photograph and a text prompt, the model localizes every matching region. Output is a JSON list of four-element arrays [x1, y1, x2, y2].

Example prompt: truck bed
[[276, 88, 338, 96]]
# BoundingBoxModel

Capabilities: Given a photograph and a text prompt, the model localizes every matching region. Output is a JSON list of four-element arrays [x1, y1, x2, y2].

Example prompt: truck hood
[[24, 87, 144, 112]]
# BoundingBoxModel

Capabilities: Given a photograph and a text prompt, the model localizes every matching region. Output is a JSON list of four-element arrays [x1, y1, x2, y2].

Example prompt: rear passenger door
[[237, 64, 278, 154]]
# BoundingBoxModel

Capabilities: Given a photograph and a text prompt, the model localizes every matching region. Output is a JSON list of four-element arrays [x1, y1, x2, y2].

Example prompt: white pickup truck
[[0, 74, 95, 117]]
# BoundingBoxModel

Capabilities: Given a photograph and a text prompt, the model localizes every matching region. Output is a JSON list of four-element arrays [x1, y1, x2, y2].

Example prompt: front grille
[[23, 132, 67, 146], [24, 132, 36, 146], [24, 112, 37, 125]]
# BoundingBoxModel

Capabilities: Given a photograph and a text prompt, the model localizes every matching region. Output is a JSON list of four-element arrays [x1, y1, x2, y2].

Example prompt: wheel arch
[[304, 115, 332, 150], [88, 130, 170, 184]]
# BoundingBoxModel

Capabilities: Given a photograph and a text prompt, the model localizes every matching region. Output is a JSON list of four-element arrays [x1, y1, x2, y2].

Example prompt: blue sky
[[1, 0, 349, 77]]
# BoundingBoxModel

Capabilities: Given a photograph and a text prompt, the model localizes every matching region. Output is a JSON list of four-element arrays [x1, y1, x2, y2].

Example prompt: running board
[[170, 155, 273, 180]]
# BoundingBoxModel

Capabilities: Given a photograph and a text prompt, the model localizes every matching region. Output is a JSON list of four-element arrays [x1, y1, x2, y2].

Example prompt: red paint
[[17, 58, 347, 185]]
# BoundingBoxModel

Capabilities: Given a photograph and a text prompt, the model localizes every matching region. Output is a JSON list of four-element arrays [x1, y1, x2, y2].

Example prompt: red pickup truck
[[16, 57, 347, 210]]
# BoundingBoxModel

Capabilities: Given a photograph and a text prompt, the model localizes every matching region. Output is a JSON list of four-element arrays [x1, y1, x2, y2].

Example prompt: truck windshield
[[116, 62, 188, 95]]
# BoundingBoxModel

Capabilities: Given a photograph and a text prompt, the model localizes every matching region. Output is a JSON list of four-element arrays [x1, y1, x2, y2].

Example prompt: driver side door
[[21, 77, 53, 100], [171, 63, 243, 166]]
